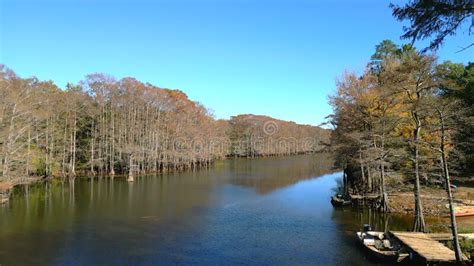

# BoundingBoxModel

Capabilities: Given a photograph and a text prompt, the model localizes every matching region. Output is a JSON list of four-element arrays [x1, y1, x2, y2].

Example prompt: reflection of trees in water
[[227, 154, 336, 194], [0, 173, 217, 264], [0, 181, 77, 265], [1, 154, 337, 240], [333, 207, 429, 234], [0, 154, 338, 264], [2, 154, 336, 232]]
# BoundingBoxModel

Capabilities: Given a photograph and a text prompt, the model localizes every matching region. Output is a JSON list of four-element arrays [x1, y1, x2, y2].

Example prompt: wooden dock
[[418, 233, 474, 241], [390, 231, 468, 263]]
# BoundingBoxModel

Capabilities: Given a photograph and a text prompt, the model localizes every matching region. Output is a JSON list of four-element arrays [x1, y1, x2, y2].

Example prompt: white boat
[[356, 225, 408, 263]]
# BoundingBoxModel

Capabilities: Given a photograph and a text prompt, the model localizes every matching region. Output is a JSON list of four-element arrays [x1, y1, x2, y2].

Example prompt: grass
[[444, 227, 474, 260], [460, 239, 474, 261], [459, 227, 474, 234], [447, 238, 474, 261]]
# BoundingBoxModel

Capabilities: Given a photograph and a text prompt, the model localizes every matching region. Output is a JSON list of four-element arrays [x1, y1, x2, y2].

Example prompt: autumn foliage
[[329, 40, 473, 232], [0, 66, 329, 182]]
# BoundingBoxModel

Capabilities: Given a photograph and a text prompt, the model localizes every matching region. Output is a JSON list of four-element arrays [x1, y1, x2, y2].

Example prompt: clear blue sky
[[1, 0, 472, 126]]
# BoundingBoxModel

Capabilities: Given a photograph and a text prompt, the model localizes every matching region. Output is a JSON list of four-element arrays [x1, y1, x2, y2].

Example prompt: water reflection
[[227, 154, 335, 194], [0, 154, 440, 265]]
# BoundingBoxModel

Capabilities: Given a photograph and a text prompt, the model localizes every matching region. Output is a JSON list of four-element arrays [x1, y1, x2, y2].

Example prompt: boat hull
[[455, 212, 474, 218], [331, 196, 351, 207], [355, 232, 399, 263]]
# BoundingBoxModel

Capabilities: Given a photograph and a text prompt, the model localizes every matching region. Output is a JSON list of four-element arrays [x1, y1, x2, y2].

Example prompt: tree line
[[0, 65, 329, 183], [228, 114, 330, 158], [329, 40, 473, 239]]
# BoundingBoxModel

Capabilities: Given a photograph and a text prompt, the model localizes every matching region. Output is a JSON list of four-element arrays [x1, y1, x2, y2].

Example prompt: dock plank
[[421, 233, 474, 241], [391, 232, 467, 263]]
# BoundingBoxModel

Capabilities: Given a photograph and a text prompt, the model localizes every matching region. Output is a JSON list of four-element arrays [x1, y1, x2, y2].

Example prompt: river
[[0, 154, 420, 265]]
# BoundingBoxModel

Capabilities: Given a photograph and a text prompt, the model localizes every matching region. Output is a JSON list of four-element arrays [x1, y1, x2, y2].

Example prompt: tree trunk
[[379, 120, 389, 212], [359, 148, 366, 191], [26, 129, 31, 176], [50, 120, 55, 177], [71, 113, 77, 178], [343, 167, 349, 196], [367, 165, 372, 192], [61, 116, 68, 177], [110, 110, 115, 176], [438, 110, 463, 263], [90, 121, 96, 176], [412, 111, 426, 232], [379, 163, 389, 212], [2, 104, 18, 181], [45, 118, 51, 177], [127, 153, 134, 182]]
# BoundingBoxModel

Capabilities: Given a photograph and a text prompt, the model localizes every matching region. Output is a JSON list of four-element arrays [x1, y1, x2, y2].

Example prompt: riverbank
[[389, 186, 474, 259], [0, 176, 47, 205], [348, 186, 474, 261], [341, 185, 474, 233], [388, 186, 474, 217]]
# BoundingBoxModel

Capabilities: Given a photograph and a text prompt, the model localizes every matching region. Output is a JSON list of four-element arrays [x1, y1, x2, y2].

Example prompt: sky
[[0, 0, 472, 127]]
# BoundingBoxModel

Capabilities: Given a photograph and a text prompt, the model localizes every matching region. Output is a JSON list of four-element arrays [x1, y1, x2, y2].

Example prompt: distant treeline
[[0, 65, 329, 182], [228, 114, 329, 157], [329, 40, 473, 230]]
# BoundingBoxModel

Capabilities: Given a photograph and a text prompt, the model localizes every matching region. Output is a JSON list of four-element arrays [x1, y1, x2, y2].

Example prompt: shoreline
[[388, 187, 474, 217], [0, 176, 45, 204], [0, 153, 332, 205], [339, 186, 474, 233]]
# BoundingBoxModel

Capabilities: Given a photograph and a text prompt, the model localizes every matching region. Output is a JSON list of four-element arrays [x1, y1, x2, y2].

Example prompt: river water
[[0, 154, 424, 265]]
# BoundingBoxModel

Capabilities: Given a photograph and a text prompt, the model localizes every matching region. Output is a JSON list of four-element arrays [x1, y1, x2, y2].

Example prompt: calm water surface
[[0, 154, 425, 265]]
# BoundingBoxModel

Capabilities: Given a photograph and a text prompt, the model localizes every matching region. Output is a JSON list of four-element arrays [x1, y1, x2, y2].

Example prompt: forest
[[0, 66, 329, 184], [329, 5, 473, 256], [329, 1, 474, 262], [329, 40, 473, 229]]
